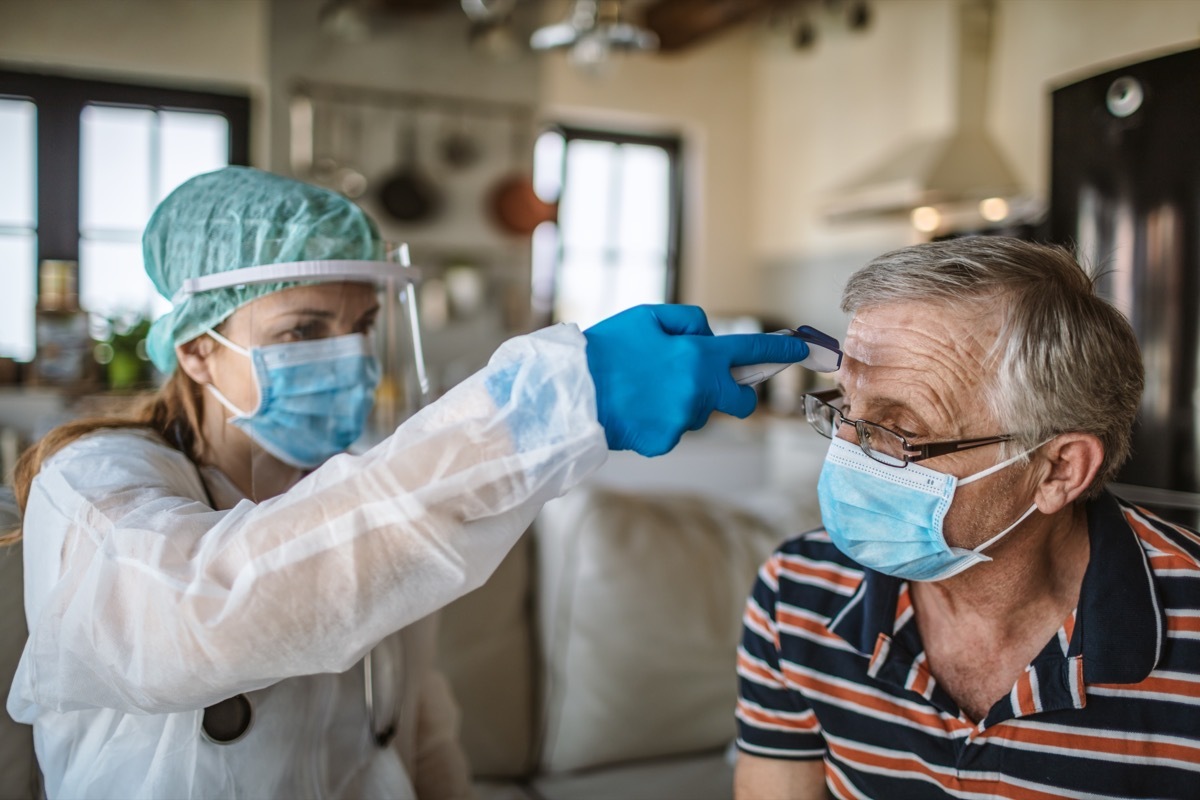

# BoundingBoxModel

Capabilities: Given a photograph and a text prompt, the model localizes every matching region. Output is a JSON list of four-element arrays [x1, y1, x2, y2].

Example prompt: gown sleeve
[[8, 324, 607, 718]]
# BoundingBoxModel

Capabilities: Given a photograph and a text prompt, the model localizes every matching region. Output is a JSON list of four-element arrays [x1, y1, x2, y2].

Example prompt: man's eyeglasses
[[802, 388, 1013, 468]]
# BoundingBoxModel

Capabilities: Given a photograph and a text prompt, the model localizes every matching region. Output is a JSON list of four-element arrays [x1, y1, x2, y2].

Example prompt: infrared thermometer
[[730, 325, 843, 387]]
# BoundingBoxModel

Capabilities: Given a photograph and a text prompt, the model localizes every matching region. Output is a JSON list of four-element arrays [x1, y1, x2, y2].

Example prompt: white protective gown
[[7, 325, 608, 799]]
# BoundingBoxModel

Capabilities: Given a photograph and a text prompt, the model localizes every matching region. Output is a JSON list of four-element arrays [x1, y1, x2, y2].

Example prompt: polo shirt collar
[[827, 490, 1165, 685]]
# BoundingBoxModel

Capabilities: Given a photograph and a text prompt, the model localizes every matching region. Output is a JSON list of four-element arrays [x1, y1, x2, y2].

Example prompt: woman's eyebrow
[[268, 308, 337, 321]]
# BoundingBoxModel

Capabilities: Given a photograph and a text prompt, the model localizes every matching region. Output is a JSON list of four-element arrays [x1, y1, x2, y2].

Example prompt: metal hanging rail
[[291, 79, 534, 122]]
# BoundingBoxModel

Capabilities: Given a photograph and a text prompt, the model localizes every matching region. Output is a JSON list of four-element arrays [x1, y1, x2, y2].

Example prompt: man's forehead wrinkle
[[844, 304, 999, 434]]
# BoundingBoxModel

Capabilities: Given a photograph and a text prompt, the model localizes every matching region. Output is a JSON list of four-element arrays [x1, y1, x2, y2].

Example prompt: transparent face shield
[[174, 242, 429, 491]]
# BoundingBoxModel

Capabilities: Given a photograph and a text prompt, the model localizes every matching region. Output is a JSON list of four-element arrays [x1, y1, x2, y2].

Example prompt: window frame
[[0, 68, 250, 284], [548, 125, 684, 324]]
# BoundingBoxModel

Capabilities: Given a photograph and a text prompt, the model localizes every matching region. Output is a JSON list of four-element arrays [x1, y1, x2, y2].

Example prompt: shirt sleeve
[[9, 324, 608, 719], [736, 551, 827, 759]]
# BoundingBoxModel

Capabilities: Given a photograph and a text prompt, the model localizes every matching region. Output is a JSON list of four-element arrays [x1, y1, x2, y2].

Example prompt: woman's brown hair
[[2, 369, 208, 546]]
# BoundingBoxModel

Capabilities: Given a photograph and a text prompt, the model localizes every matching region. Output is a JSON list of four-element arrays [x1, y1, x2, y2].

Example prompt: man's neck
[[912, 503, 1091, 638]]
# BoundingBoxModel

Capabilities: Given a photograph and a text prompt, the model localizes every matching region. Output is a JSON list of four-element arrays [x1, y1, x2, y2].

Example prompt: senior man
[[735, 237, 1200, 799]]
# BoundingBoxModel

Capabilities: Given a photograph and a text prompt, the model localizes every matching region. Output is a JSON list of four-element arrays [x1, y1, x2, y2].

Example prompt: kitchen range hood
[[824, 0, 1022, 223]]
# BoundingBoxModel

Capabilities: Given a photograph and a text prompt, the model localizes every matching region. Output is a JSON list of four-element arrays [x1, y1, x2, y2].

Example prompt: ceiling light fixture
[[530, 0, 659, 73]]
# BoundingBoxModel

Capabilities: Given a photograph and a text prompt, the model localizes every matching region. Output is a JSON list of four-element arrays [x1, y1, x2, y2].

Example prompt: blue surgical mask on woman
[[817, 436, 1041, 582], [205, 329, 380, 469]]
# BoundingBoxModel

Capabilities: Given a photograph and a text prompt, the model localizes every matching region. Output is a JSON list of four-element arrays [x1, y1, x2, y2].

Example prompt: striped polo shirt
[[736, 491, 1200, 799]]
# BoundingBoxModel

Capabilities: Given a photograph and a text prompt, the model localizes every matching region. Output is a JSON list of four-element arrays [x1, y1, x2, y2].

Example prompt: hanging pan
[[379, 109, 441, 223], [487, 113, 558, 236]]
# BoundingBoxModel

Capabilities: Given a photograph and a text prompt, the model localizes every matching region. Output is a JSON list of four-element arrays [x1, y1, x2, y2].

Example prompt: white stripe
[[778, 569, 861, 596], [1008, 682, 1022, 717], [779, 551, 865, 582], [1166, 630, 1200, 641], [983, 727, 1200, 773], [757, 560, 779, 593], [1146, 668, 1200, 683], [1166, 609, 1200, 618], [867, 637, 890, 679], [1154, 568, 1200, 578], [736, 738, 825, 759], [1128, 504, 1200, 557], [1057, 626, 1070, 656], [1125, 514, 1166, 669], [1067, 656, 1083, 708], [1027, 666, 1043, 714], [828, 580, 867, 633], [894, 603, 914, 632], [825, 760, 871, 800], [775, 619, 859, 654], [744, 596, 778, 636], [742, 612, 777, 650], [825, 733, 1133, 800], [1088, 684, 1200, 707], [737, 647, 786, 687], [781, 660, 971, 741], [736, 699, 820, 733]]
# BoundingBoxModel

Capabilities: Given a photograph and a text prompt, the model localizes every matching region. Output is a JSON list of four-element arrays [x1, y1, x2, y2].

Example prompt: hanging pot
[[487, 114, 557, 236], [379, 110, 441, 223]]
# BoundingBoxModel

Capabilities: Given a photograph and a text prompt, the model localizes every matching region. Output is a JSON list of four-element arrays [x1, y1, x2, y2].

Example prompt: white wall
[[751, 0, 1200, 339], [538, 18, 760, 315], [0, 0, 271, 163], [991, 0, 1200, 198]]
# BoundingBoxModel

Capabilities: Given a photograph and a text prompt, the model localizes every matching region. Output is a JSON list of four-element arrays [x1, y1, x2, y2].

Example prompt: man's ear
[[176, 335, 216, 386], [1034, 433, 1105, 514]]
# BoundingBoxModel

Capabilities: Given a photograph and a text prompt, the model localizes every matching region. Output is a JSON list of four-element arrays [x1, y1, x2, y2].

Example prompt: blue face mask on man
[[205, 329, 381, 469], [817, 436, 1041, 582]]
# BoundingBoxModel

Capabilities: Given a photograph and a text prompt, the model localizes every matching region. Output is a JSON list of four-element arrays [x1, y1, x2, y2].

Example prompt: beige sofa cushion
[[438, 531, 536, 779], [534, 487, 782, 774]]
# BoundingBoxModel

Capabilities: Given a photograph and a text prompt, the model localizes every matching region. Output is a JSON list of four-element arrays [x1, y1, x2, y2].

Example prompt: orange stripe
[[908, 663, 933, 697], [828, 740, 1064, 800], [1014, 671, 1037, 717], [825, 761, 856, 799], [1149, 552, 1198, 572], [736, 698, 820, 732], [744, 600, 773, 633], [1093, 672, 1200, 696], [776, 607, 848, 645], [738, 651, 784, 686], [744, 600, 782, 650], [764, 555, 781, 583], [781, 662, 974, 735], [1060, 609, 1076, 643], [779, 554, 862, 590], [1167, 614, 1200, 634], [1126, 512, 1199, 567], [986, 723, 1200, 764]]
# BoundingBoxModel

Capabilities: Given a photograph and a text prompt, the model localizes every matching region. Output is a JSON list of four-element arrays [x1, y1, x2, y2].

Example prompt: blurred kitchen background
[[1, 0, 1200, 520]]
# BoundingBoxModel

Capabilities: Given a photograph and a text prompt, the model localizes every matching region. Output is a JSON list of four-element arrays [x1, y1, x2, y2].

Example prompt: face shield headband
[[183, 248, 430, 464]]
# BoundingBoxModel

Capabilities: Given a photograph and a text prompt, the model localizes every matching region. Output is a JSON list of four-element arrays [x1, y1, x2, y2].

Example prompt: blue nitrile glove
[[583, 304, 810, 457]]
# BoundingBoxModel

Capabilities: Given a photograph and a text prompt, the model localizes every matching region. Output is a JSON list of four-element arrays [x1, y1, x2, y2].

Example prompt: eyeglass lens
[[804, 392, 909, 467]]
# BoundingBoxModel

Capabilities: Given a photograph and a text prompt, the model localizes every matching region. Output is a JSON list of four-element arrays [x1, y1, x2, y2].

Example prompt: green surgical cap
[[145, 166, 383, 372]]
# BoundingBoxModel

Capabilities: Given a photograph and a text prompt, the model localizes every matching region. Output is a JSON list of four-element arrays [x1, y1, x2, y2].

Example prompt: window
[[532, 127, 682, 329], [0, 99, 38, 361], [0, 69, 249, 362]]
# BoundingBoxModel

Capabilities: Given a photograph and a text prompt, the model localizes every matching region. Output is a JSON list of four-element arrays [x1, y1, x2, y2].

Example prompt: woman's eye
[[282, 322, 323, 341]]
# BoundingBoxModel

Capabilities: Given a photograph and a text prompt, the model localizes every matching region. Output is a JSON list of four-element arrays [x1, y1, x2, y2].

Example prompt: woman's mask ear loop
[[204, 329, 261, 420]]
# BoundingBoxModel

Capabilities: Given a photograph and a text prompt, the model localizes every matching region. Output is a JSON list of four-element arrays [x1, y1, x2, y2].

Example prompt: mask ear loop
[[204, 328, 263, 418], [958, 438, 1053, 555]]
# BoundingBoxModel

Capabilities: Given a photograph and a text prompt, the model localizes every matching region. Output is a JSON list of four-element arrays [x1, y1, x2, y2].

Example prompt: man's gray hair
[[842, 236, 1144, 498]]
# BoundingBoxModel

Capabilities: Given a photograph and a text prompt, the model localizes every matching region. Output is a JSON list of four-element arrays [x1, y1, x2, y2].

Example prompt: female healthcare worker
[[4, 167, 808, 799]]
